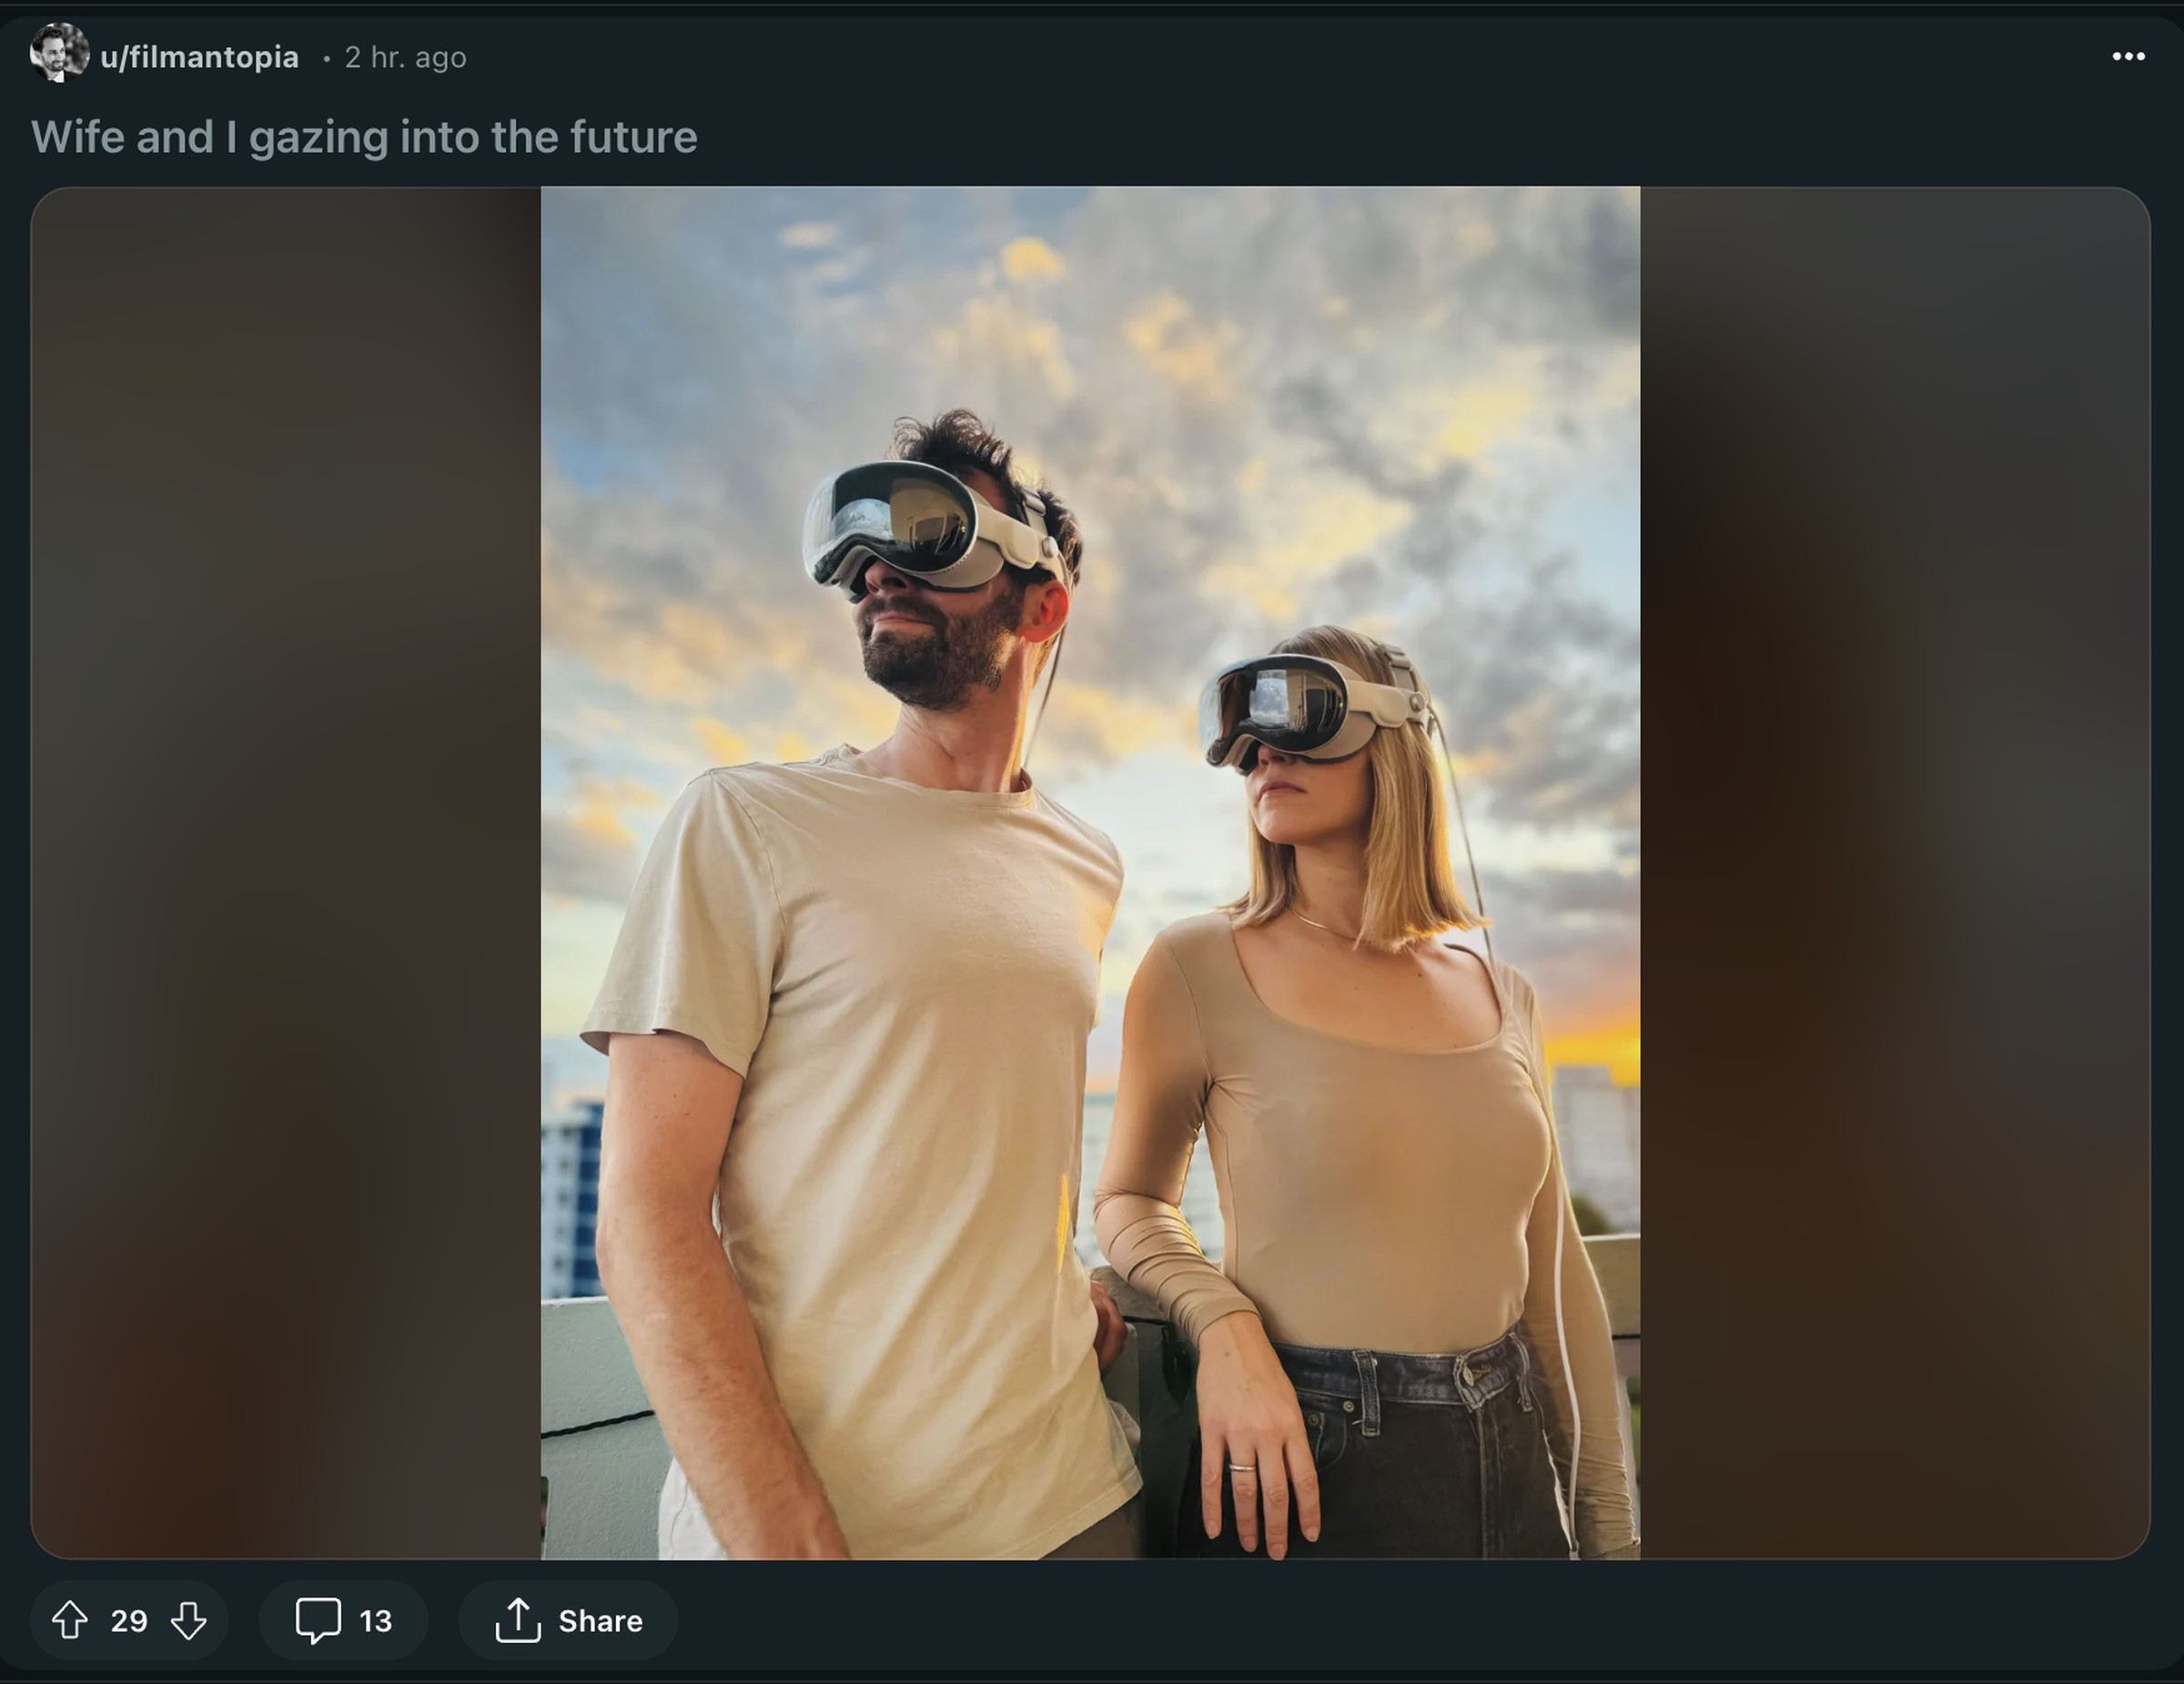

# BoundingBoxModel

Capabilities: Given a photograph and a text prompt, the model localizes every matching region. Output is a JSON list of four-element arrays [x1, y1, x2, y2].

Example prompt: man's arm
[[593, 1029, 850, 1559]]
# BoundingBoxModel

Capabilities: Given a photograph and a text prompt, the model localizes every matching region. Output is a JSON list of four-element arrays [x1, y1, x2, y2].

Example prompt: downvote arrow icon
[[51, 1601, 86, 1639], [171, 1602, 206, 1641]]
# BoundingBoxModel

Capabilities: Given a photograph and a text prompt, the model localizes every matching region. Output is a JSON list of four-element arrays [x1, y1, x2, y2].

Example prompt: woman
[[1093, 626, 1639, 1560]]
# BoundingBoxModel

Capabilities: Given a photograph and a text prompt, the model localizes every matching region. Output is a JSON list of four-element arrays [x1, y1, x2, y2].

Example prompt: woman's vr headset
[[802, 460, 1066, 600], [1199, 648, 1431, 770]]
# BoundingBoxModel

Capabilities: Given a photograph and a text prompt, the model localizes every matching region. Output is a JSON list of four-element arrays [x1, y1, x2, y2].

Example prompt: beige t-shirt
[[581, 745, 1142, 1559], [1093, 911, 1635, 1558]]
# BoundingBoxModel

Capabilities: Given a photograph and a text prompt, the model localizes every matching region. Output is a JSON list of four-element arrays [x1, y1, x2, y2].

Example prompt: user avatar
[[30, 23, 87, 83]]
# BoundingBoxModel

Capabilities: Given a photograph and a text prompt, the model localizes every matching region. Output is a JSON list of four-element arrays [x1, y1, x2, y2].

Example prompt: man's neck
[[859, 681, 1035, 794]]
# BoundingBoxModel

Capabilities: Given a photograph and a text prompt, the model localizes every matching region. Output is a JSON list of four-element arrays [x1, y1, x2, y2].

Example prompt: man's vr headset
[[802, 460, 1067, 600], [1199, 647, 1431, 771]]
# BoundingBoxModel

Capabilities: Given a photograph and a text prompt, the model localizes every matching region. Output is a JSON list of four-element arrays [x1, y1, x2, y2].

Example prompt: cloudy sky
[[541, 187, 1639, 1096]]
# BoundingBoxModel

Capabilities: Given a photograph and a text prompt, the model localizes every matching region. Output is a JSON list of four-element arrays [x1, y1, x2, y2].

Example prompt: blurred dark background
[[30, 189, 539, 1557], [1645, 187, 2149, 1556]]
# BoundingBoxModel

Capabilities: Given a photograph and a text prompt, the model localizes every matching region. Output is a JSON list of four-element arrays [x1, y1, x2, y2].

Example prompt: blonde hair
[[1223, 625, 1484, 953]]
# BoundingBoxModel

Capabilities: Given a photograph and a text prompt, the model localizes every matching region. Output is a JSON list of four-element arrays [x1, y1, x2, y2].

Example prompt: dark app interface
[[9, 7, 2169, 1679]]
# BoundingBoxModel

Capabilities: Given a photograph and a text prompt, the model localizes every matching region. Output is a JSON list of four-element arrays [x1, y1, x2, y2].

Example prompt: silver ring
[[1228, 1462, 1258, 1475]]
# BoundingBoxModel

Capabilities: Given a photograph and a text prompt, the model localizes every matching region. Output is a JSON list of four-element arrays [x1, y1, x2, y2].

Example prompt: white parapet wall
[[541, 1296, 671, 1561]]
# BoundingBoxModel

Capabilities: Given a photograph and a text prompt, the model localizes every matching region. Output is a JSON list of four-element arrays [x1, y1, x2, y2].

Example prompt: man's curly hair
[[888, 408, 1082, 592]]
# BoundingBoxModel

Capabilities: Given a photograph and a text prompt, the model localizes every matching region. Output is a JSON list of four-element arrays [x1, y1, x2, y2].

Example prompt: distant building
[[543, 1064, 605, 1298], [1550, 1065, 1641, 1232]]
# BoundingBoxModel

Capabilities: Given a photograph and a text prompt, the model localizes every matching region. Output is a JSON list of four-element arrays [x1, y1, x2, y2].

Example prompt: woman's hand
[[1089, 1279, 1127, 1376], [1195, 1311, 1320, 1558]]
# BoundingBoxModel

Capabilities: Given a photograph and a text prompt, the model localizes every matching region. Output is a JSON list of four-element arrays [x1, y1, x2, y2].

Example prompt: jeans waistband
[[1270, 1326, 1535, 1435]]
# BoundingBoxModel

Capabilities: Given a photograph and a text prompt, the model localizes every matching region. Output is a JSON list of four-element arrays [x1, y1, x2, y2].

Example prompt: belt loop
[[1351, 1351, 1382, 1437], [1512, 1327, 1537, 1413]]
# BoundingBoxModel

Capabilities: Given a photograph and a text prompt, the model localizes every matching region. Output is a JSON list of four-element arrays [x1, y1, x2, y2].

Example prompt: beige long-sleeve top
[[1093, 911, 1636, 1558]]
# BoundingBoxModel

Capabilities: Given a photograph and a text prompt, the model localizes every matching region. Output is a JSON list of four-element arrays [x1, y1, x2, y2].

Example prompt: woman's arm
[[1094, 935, 1320, 1557], [1092, 938, 1256, 1341], [1514, 982, 1640, 1559]]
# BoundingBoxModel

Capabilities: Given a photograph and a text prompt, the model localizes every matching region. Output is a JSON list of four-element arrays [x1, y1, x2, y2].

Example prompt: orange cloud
[[1200, 481, 1413, 620], [1037, 680, 1194, 764], [690, 716, 751, 766], [1124, 291, 1240, 404], [541, 563, 815, 707], [563, 776, 664, 849], [1001, 236, 1067, 282], [1432, 346, 1552, 460], [931, 295, 1077, 397]]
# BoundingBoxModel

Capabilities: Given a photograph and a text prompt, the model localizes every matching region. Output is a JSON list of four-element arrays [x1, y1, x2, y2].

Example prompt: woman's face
[[1246, 741, 1373, 850]]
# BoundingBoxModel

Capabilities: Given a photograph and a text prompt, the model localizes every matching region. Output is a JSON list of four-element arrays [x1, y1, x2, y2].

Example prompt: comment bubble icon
[[294, 1598, 341, 1646]]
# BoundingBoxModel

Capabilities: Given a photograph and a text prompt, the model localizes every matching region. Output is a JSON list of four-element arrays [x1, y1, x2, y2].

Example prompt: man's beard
[[858, 587, 1019, 711]]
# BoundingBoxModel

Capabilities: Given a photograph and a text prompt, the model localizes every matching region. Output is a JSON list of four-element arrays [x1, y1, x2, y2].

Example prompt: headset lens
[[1199, 660, 1348, 766], [803, 462, 978, 589]]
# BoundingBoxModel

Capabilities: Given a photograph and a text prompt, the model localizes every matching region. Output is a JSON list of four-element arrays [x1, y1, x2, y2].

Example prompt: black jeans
[[1177, 1325, 1574, 1558]]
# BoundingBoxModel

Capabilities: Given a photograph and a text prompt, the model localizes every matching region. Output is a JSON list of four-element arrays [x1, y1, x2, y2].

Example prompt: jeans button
[[1341, 1400, 1355, 1414]]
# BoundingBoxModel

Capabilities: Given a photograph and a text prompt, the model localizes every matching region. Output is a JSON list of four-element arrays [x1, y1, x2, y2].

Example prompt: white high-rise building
[[1549, 1064, 1641, 1232], [541, 1056, 606, 1299]]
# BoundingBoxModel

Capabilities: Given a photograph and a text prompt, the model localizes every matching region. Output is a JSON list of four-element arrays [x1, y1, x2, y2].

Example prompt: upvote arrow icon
[[51, 1600, 86, 1639], [171, 1602, 206, 1641]]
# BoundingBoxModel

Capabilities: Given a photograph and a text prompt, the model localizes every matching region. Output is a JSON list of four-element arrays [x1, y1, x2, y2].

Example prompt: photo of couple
[[540, 187, 1641, 1561]]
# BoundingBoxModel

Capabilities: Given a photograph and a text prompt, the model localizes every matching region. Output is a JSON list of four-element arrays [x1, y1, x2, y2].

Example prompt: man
[[584, 410, 1141, 1558], [31, 24, 85, 83]]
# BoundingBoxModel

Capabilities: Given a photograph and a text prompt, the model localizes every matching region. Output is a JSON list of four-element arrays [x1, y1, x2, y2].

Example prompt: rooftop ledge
[[541, 1233, 1639, 1560]]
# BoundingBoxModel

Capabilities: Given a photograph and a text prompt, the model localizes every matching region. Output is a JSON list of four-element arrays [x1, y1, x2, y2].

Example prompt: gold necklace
[[1292, 908, 1361, 943]]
